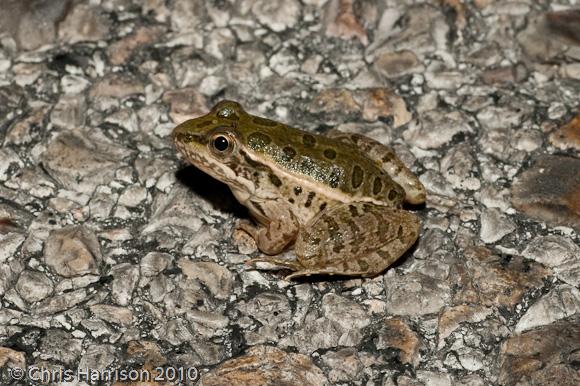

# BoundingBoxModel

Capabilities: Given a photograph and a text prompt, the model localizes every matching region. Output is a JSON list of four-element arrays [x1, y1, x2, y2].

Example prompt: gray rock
[[479, 208, 516, 243], [178, 260, 235, 300], [515, 284, 580, 333], [321, 348, 363, 383], [252, 0, 301, 33], [403, 110, 473, 149], [521, 235, 580, 286], [385, 272, 451, 316], [15, 270, 53, 303], [110, 263, 140, 306], [38, 329, 82, 365], [238, 292, 291, 332], [90, 304, 133, 326], [78, 344, 116, 370], [33, 288, 88, 315], [170, 0, 206, 31], [0, 232, 25, 264]]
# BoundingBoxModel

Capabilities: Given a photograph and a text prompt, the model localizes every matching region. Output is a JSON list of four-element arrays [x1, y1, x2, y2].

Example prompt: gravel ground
[[0, 0, 579, 385]]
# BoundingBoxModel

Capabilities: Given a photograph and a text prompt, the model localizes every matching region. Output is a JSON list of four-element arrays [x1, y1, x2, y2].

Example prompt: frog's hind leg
[[291, 202, 421, 279], [326, 130, 426, 204]]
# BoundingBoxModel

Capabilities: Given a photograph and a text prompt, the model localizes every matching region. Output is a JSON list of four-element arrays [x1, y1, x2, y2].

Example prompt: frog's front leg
[[286, 202, 420, 279], [237, 199, 300, 255]]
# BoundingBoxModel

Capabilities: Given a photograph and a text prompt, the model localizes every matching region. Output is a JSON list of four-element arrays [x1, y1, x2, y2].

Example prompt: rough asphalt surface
[[0, 0, 579, 385]]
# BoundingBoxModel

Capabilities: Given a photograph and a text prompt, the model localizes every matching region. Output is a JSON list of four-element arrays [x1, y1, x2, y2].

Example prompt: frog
[[172, 100, 426, 280]]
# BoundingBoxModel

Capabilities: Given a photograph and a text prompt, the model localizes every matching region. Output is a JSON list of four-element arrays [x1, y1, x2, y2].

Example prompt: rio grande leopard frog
[[173, 101, 425, 280]]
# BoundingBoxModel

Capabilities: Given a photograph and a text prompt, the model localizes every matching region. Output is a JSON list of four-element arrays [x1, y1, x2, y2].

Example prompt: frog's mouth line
[[174, 139, 255, 195]]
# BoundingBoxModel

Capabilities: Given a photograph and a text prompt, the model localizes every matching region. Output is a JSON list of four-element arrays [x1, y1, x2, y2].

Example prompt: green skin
[[172, 100, 425, 279]]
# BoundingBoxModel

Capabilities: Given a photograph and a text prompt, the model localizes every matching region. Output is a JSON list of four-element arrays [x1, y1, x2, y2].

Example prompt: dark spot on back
[[329, 167, 341, 188], [398, 225, 404, 239], [348, 204, 359, 217], [269, 173, 282, 187], [373, 177, 383, 195], [294, 186, 302, 195], [305, 191, 315, 208], [248, 132, 272, 149], [289, 198, 295, 203], [358, 260, 369, 271], [302, 134, 316, 148], [252, 116, 278, 127], [319, 202, 327, 211], [388, 189, 397, 201], [381, 152, 395, 163], [283, 146, 296, 159], [324, 148, 337, 159], [352, 165, 364, 189]]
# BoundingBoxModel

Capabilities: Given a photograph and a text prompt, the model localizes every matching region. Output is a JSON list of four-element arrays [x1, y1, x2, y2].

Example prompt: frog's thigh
[[326, 130, 426, 204], [291, 202, 420, 279], [238, 201, 300, 255]]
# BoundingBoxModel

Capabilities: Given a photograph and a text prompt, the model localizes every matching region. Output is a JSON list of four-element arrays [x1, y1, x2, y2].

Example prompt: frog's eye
[[210, 133, 234, 155]]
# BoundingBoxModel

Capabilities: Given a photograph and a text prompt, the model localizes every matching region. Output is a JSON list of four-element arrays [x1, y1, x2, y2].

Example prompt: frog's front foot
[[236, 205, 301, 255]]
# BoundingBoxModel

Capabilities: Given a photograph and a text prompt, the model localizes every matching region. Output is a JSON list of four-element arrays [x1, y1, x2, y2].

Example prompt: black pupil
[[214, 136, 229, 151]]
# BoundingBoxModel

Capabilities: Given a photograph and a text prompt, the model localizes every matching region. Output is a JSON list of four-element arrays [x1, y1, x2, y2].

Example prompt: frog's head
[[172, 100, 249, 183]]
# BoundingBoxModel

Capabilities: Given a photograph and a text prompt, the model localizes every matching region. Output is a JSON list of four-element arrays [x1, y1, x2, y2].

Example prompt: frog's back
[[237, 112, 406, 207]]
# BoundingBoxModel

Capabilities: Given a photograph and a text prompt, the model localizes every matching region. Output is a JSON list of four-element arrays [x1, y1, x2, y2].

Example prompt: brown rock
[[89, 74, 145, 99], [125, 341, 167, 366], [310, 88, 359, 119], [517, 14, 568, 62], [376, 319, 422, 366], [58, 4, 111, 44], [311, 88, 411, 126], [199, 345, 328, 386], [115, 341, 171, 386], [546, 9, 580, 45], [41, 131, 132, 194], [0, 346, 25, 368], [481, 64, 528, 85], [323, 0, 368, 46], [437, 305, 492, 348], [498, 321, 580, 386], [44, 226, 101, 277], [108, 26, 164, 66], [439, 0, 467, 30], [162, 88, 208, 124], [511, 155, 580, 231], [373, 50, 424, 79], [549, 115, 580, 151], [358, 88, 412, 126], [453, 246, 550, 308]]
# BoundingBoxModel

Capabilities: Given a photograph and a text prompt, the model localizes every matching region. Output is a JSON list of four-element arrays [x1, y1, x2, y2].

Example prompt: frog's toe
[[246, 257, 302, 271], [284, 268, 369, 281]]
